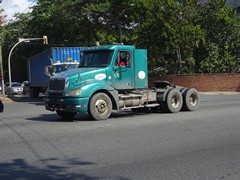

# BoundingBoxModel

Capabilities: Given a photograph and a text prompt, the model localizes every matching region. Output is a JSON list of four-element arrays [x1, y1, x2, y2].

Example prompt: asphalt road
[[0, 94, 240, 180]]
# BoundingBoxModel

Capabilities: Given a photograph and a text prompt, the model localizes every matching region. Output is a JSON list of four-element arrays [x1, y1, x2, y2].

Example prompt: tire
[[30, 88, 39, 98], [33, 89, 39, 98], [179, 87, 187, 94], [56, 111, 77, 119], [181, 88, 200, 111], [160, 89, 183, 113], [88, 93, 112, 120], [30, 88, 34, 97]]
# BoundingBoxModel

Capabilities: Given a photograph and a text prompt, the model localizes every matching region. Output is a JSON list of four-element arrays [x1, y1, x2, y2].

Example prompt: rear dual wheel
[[181, 88, 200, 111], [161, 88, 200, 113], [161, 89, 183, 113]]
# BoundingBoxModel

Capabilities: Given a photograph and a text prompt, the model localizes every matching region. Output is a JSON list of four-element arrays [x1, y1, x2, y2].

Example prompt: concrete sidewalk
[[0, 95, 16, 103], [199, 92, 240, 95], [0, 95, 30, 103]]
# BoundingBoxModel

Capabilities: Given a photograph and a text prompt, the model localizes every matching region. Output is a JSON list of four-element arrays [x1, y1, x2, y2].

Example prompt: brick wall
[[149, 74, 240, 92]]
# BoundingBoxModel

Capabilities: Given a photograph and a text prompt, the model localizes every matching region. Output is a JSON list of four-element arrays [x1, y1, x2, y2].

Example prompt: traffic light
[[43, 35, 48, 44]]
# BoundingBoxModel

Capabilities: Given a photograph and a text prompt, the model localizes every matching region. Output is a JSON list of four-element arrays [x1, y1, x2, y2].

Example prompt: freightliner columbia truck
[[44, 45, 200, 120]]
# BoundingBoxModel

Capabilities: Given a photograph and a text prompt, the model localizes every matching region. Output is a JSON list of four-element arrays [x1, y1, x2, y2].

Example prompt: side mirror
[[44, 66, 52, 77]]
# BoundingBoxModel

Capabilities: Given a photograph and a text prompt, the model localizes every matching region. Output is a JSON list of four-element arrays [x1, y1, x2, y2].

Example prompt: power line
[[21, 0, 38, 14]]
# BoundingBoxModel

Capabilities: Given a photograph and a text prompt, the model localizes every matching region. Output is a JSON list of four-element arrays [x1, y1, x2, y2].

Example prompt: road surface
[[0, 94, 239, 180]]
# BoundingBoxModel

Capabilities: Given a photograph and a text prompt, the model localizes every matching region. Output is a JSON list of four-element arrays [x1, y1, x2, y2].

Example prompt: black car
[[0, 98, 3, 112]]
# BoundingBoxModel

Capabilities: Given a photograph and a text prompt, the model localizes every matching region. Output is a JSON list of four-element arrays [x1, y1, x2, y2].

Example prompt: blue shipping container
[[51, 47, 81, 64], [28, 47, 82, 89]]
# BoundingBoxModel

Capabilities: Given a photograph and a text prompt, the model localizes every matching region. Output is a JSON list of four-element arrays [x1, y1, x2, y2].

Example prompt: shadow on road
[[0, 158, 99, 180], [25, 114, 67, 122], [26, 110, 150, 123]]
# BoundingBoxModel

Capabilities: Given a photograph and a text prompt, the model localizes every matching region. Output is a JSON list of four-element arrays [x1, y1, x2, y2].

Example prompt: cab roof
[[82, 45, 136, 51]]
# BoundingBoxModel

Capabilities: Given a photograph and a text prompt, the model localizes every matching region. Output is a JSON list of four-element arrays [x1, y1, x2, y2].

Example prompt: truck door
[[112, 50, 133, 90]]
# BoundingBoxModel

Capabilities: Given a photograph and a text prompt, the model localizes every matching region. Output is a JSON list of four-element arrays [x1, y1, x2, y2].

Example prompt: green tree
[[63, 0, 147, 45], [2, 0, 240, 82], [136, 0, 205, 75], [1, 12, 48, 82], [195, 0, 240, 73]]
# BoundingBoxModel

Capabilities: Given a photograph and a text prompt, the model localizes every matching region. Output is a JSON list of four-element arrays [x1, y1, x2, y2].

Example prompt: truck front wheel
[[56, 111, 77, 119], [89, 93, 112, 120]]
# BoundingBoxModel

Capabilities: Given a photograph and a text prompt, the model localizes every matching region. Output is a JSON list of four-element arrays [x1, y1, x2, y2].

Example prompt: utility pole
[[0, 45, 4, 95]]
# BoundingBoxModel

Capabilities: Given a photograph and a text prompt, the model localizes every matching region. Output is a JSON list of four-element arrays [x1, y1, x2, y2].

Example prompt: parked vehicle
[[44, 45, 200, 120], [0, 98, 3, 112], [5, 82, 23, 95], [21, 81, 29, 87], [28, 47, 82, 97]]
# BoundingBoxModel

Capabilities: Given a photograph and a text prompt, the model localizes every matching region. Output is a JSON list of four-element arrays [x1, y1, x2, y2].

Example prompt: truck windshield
[[52, 63, 79, 74], [79, 50, 113, 68]]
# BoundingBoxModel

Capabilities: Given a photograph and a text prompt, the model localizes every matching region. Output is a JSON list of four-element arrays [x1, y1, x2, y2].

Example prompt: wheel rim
[[189, 94, 198, 107], [95, 99, 108, 114], [171, 94, 180, 108]]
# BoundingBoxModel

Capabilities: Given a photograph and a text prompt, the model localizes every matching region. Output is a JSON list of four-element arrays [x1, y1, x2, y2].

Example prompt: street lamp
[[0, 46, 4, 95], [8, 36, 48, 96]]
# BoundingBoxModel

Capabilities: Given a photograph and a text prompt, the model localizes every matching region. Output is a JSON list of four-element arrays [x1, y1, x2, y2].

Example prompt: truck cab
[[44, 45, 200, 120], [76, 45, 148, 89]]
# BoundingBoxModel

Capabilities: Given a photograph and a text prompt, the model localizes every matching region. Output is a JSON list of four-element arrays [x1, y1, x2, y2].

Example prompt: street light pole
[[8, 39, 26, 92], [8, 36, 48, 96], [0, 45, 5, 95]]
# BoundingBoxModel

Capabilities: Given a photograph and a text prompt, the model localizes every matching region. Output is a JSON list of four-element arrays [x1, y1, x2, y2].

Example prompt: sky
[[0, 0, 240, 23], [0, 0, 37, 23]]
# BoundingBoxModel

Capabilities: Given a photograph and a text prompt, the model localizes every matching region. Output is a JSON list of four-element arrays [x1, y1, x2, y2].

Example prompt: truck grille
[[49, 78, 65, 90]]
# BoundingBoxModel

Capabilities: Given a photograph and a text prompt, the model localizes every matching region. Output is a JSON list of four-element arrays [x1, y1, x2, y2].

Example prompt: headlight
[[65, 89, 82, 96]]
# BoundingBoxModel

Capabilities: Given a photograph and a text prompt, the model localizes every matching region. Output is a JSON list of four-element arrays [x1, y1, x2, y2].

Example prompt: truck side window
[[116, 51, 131, 67]]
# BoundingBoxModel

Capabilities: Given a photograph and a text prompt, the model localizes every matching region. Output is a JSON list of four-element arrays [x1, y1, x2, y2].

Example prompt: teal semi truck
[[44, 45, 200, 120]]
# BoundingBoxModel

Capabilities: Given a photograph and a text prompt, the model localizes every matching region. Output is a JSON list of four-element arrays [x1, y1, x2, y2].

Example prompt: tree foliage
[[136, 0, 206, 74], [0, 0, 240, 82], [195, 0, 240, 73]]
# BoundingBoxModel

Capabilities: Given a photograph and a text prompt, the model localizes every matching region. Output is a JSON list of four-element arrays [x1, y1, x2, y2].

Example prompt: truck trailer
[[44, 45, 200, 120], [28, 47, 82, 97]]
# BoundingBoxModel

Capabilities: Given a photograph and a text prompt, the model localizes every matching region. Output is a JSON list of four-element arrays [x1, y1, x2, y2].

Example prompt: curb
[[0, 95, 23, 103], [199, 92, 240, 95], [0, 96, 13, 103]]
